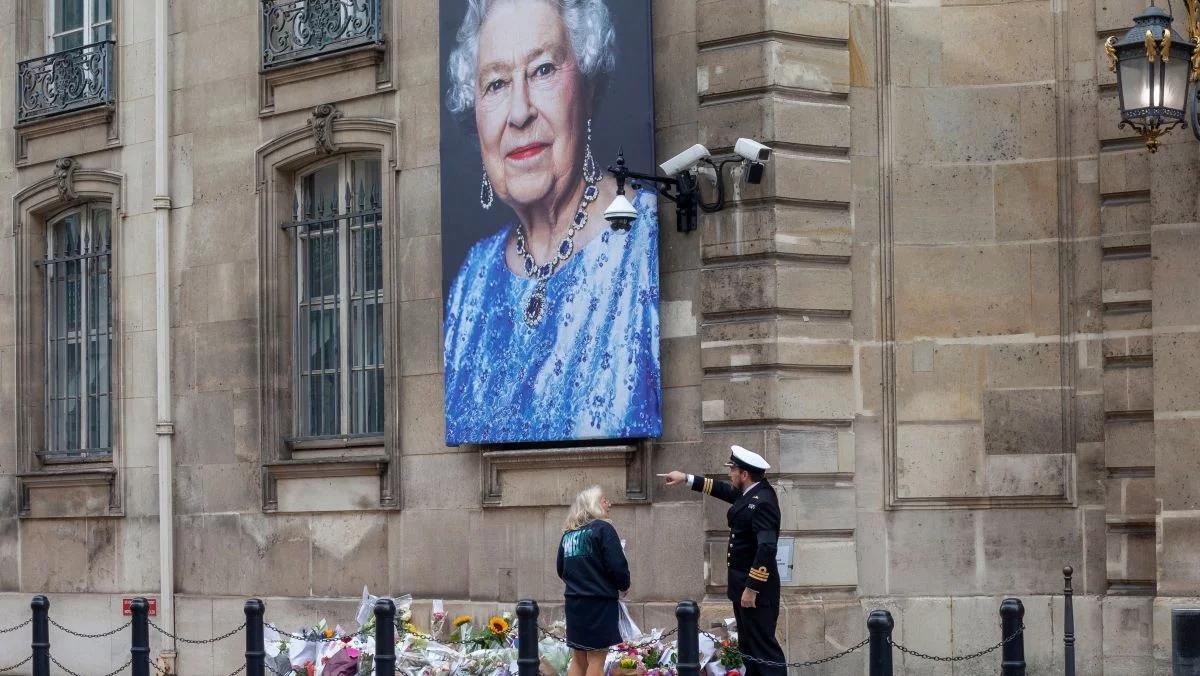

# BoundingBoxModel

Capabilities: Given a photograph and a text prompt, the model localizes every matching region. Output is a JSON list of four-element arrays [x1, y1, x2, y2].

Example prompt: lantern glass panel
[[1119, 57, 1153, 113], [1163, 56, 1189, 112]]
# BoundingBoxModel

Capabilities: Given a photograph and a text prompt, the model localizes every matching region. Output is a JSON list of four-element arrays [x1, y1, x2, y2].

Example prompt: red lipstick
[[507, 143, 549, 160]]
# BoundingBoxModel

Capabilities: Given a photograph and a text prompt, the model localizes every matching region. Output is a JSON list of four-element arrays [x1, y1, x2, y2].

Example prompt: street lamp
[[1106, 3, 1199, 151]]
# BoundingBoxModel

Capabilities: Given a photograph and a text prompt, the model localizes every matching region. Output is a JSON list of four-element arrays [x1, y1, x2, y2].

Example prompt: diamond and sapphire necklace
[[513, 181, 600, 326]]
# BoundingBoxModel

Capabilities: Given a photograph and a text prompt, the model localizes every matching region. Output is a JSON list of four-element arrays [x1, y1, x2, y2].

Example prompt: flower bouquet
[[466, 614, 514, 651], [638, 644, 677, 676], [536, 622, 571, 676], [703, 637, 743, 676]]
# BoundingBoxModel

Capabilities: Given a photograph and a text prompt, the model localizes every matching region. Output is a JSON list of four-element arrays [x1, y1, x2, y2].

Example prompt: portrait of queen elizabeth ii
[[439, 0, 662, 445]]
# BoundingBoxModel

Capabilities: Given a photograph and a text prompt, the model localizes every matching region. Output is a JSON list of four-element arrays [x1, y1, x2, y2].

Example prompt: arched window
[[42, 203, 113, 456], [289, 154, 384, 438]]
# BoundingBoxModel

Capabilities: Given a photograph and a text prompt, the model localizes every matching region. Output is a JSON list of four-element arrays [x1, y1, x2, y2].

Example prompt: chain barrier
[[0, 619, 30, 635], [49, 616, 132, 639], [0, 655, 31, 674], [264, 622, 372, 644], [888, 623, 1024, 663], [148, 618, 246, 645], [701, 630, 868, 670], [50, 653, 132, 676], [538, 625, 677, 653]]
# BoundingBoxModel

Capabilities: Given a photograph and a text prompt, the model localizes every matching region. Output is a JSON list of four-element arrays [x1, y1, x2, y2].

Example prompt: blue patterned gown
[[443, 190, 662, 445]]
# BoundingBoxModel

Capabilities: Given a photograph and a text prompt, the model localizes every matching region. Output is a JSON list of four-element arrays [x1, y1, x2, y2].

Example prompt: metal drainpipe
[[153, 0, 177, 667]]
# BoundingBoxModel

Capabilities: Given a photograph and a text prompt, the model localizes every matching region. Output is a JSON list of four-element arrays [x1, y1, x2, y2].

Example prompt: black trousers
[[732, 602, 786, 676]]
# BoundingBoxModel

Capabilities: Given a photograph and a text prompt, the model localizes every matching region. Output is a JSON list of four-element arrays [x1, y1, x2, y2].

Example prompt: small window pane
[[92, 22, 112, 42], [54, 30, 84, 51], [350, 158, 381, 210], [56, 0, 83, 32], [302, 164, 340, 216], [92, 0, 111, 23]]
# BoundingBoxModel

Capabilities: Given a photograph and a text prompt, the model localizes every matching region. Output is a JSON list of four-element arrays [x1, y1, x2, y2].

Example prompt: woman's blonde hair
[[564, 485, 606, 531]]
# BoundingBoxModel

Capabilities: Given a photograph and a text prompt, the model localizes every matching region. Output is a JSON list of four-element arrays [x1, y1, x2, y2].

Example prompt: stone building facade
[[0, 0, 1198, 673]]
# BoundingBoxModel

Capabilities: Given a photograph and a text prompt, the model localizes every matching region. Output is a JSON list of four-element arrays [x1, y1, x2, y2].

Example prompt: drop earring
[[583, 118, 602, 183], [480, 167, 494, 210]]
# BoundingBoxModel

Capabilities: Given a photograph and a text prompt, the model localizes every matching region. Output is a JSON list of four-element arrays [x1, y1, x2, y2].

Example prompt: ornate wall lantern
[[1106, 4, 1199, 151]]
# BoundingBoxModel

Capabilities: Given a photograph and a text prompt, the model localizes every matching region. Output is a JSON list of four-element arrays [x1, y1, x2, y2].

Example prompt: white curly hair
[[445, 0, 617, 116]]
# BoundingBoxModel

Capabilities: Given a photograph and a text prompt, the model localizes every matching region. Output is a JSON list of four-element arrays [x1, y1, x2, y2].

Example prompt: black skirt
[[564, 596, 622, 651]]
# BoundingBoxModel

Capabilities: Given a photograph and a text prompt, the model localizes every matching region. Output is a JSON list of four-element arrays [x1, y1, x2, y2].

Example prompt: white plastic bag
[[617, 602, 641, 642]]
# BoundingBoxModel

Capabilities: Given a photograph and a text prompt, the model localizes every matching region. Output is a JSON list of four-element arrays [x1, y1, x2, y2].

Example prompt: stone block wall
[[0, 0, 1199, 673]]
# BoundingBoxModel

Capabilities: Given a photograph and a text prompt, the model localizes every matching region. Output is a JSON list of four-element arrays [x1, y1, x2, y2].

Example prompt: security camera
[[659, 143, 711, 176], [604, 193, 638, 230], [735, 138, 772, 162]]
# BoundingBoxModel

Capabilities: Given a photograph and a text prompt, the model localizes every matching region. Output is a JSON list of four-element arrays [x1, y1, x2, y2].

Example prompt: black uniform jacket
[[690, 475, 781, 606]]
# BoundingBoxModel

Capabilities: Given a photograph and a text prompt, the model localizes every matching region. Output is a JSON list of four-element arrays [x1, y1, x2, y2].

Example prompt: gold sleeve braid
[[749, 566, 770, 582], [703, 478, 713, 495]]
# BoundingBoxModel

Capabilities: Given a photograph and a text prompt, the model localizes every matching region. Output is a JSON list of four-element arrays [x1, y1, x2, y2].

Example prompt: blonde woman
[[556, 486, 630, 676]]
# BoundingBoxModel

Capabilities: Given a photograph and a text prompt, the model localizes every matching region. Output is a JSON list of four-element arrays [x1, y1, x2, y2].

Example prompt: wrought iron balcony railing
[[261, 0, 384, 70], [17, 41, 116, 125]]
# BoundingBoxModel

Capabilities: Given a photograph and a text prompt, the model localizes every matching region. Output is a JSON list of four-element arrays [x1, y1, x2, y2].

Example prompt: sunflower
[[452, 614, 473, 628], [488, 616, 509, 634]]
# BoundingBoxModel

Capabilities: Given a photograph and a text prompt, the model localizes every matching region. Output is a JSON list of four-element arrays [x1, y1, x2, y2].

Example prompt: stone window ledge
[[15, 105, 118, 165], [259, 44, 389, 116], [264, 453, 392, 513], [17, 465, 121, 518], [481, 443, 651, 508]]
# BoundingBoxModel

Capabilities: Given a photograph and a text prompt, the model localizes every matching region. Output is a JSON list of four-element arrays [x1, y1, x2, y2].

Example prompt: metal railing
[[17, 41, 115, 125], [260, 0, 383, 70]]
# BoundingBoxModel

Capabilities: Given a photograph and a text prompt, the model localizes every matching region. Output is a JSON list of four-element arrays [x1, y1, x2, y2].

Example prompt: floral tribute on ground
[[260, 588, 744, 676]]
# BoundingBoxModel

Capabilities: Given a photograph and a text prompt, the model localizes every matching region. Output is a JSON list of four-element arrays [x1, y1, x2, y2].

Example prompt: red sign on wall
[[121, 598, 157, 616]]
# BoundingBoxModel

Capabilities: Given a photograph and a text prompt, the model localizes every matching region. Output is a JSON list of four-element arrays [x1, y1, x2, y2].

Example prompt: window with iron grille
[[41, 204, 113, 457], [288, 155, 384, 439], [47, 0, 113, 52]]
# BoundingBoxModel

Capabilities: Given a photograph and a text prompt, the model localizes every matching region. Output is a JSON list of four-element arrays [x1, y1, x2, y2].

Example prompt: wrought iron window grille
[[41, 206, 114, 459], [261, 0, 384, 70], [16, 40, 115, 125], [283, 169, 385, 441]]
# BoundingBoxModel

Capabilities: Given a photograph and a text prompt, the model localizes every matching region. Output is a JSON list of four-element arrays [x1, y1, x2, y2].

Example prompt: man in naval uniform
[[660, 445, 786, 676]]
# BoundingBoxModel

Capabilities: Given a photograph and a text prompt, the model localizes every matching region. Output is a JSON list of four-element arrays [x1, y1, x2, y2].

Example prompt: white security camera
[[604, 193, 638, 230], [734, 138, 772, 162], [659, 143, 711, 176]]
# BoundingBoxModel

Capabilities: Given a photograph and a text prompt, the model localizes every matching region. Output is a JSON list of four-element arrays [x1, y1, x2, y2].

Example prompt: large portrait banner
[[439, 0, 661, 446]]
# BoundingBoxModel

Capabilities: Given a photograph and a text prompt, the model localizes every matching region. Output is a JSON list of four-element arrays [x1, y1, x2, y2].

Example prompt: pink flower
[[346, 647, 360, 659]]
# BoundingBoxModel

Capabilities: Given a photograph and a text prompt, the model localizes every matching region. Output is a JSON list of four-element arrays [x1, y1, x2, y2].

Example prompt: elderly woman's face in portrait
[[474, 0, 588, 209]]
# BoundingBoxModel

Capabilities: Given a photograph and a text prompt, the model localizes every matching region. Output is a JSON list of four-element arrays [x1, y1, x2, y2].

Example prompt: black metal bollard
[[244, 599, 265, 676], [130, 597, 150, 676], [675, 600, 701, 676], [1063, 565, 1076, 676], [31, 595, 49, 676], [375, 598, 397, 676], [516, 600, 540, 676], [866, 609, 894, 676], [1000, 598, 1026, 676]]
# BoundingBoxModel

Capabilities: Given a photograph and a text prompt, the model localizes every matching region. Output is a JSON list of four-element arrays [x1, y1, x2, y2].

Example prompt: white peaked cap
[[726, 444, 770, 472]]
